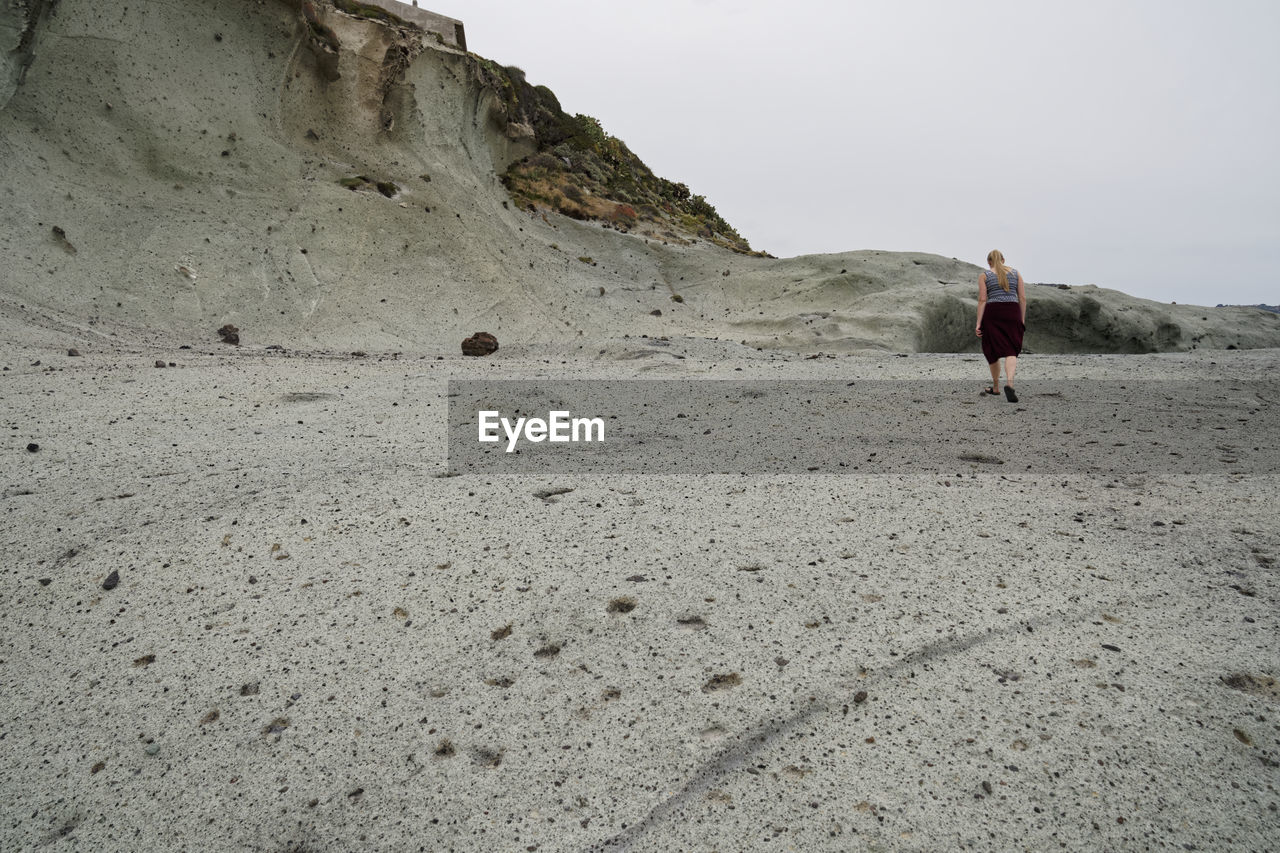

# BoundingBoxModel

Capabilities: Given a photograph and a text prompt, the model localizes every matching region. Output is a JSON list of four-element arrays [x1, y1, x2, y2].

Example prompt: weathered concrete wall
[[358, 0, 466, 50]]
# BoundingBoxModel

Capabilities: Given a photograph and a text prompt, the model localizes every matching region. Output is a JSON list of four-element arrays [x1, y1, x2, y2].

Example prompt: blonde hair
[[987, 249, 1010, 292]]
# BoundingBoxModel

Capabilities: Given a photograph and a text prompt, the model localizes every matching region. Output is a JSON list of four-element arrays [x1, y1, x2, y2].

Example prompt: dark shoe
[[982, 386, 999, 396], [1004, 386, 1018, 403]]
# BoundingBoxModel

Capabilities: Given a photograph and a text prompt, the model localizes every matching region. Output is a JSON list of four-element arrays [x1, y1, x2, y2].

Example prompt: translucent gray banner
[[446, 380, 1278, 476]]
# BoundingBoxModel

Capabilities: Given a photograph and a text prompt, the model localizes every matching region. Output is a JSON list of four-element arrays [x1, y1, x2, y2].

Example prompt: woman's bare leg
[[1005, 355, 1018, 387], [988, 360, 1001, 390]]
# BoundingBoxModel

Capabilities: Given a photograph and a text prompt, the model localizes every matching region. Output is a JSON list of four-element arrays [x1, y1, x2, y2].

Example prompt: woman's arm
[[976, 273, 987, 336], [1017, 271, 1027, 324]]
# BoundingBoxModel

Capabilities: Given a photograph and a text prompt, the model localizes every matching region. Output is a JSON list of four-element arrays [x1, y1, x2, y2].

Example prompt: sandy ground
[[1, 336, 1277, 852]]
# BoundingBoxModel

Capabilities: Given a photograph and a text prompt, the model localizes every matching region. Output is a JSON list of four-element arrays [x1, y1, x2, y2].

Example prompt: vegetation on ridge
[[474, 60, 763, 255]]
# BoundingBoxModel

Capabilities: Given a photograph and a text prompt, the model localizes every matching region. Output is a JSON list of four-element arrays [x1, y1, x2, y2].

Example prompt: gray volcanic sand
[[1, 337, 1278, 851]]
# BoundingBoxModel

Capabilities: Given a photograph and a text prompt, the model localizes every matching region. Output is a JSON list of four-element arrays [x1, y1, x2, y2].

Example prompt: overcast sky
[[435, 0, 1278, 307]]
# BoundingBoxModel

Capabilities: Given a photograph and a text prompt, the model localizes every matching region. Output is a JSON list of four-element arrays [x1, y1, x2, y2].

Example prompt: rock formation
[[1, 0, 1276, 353]]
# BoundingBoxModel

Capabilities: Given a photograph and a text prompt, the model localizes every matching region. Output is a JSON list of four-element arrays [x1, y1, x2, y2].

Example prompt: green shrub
[[475, 57, 754, 250]]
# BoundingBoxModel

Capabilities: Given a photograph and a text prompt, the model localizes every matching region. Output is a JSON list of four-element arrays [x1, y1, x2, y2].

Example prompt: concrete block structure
[[357, 0, 466, 50]]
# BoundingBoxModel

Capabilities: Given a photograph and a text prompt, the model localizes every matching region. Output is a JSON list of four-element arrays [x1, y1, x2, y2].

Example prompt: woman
[[975, 249, 1026, 402]]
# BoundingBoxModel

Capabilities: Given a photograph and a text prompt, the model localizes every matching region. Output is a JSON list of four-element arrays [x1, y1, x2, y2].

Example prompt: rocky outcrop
[[1, 0, 58, 108]]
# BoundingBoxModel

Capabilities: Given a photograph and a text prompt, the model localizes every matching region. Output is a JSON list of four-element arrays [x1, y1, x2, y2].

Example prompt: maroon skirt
[[980, 302, 1024, 364]]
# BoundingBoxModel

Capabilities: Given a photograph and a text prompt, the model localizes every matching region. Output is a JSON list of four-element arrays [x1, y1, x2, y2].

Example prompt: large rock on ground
[[461, 332, 498, 356]]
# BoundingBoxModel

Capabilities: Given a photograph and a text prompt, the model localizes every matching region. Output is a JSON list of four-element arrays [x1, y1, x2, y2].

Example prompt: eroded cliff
[[1, 0, 1276, 353]]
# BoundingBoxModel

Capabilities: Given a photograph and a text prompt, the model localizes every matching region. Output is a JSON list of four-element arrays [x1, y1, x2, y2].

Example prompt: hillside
[[1, 0, 1278, 353]]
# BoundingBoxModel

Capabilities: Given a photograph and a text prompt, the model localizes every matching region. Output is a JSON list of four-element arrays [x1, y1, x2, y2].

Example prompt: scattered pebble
[[261, 717, 290, 735], [702, 673, 742, 693], [102, 570, 119, 591], [607, 597, 636, 614]]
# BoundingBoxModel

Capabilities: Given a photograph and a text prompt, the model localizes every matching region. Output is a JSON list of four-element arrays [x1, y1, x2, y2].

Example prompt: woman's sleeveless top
[[983, 268, 1021, 303]]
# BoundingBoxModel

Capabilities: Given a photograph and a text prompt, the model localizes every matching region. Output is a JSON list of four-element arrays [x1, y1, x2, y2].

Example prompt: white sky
[[434, 0, 1279, 306]]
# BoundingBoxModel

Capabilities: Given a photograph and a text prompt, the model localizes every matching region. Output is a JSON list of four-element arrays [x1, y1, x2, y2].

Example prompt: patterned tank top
[[982, 268, 1021, 303]]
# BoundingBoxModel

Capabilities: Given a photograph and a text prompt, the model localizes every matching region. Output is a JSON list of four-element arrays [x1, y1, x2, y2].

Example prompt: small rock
[[702, 673, 742, 693], [67, 348, 81, 357], [52, 226, 77, 253], [144, 743, 160, 756], [461, 332, 498, 357], [217, 324, 240, 345], [154, 360, 166, 368], [102, 570, 120, 590], [533, 644, 561, 659], [240, 682, 260, 696], [533, 487, 574, 501], [650, 309, 662, 317], [26, 443, 39, 453], [854, 690, 868, 704], [38, 578, 51, 586], [261, 717, 290, 735]]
